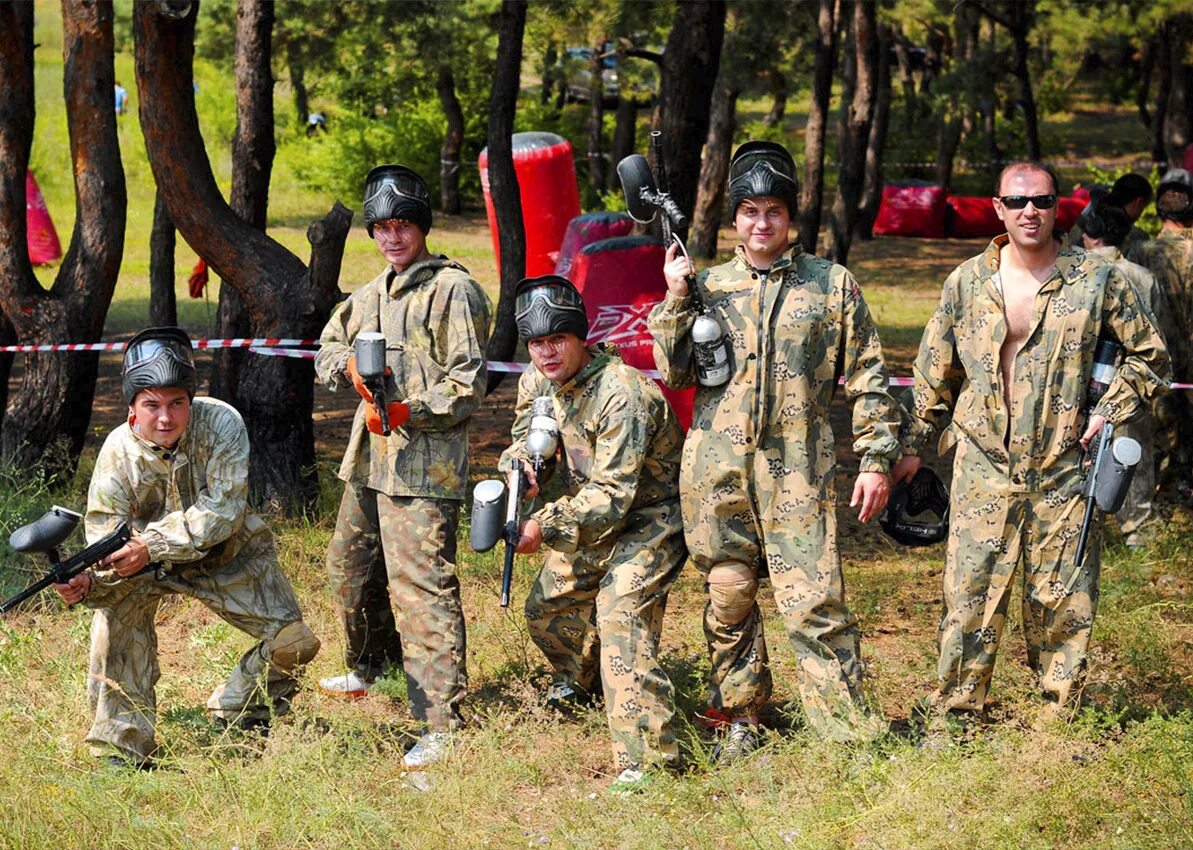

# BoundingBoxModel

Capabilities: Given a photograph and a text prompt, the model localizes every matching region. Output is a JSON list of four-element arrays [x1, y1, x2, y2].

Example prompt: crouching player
[[500, 275, 687, 791], [54, 327, 320, 767]]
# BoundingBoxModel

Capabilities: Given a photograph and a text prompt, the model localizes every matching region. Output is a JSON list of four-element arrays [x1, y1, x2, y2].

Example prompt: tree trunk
[[761, 69, 786, 127], [541, 40, 557, 106], [656, 0, 727, 234], [1137, 37, 1154, 130], [587, 45, 606, 193], [857, 21, 891, 241], [892, 27, 918, 130], [610, 94, 638, 172], [437, 64, 464, 214], [134, 2, 351, 512], [285, 37, 309, 128], [1164, 15, 1193, 167], [689, 83, 739, 259], [1008, 1, 1041, 161], [828, 0, 877, 265], [0, 0, 126, 478], [800, 0, 838, 255], [484, 0, 528, 389], [149, 189, 177, 326], [0, 316, 13, 432], [1151, 23, 1171, 165]]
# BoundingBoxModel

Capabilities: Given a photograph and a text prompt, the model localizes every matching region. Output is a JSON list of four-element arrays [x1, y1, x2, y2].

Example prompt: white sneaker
[[403, 732, 453, 769], [318, 670, 373, 699]]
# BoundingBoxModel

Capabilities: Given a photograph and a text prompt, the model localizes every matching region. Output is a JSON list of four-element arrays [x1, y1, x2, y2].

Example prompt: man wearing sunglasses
[[648, 141, 901, 760], [314, 164, 492, 768], [500, 274, 686, 791], [894, 162, 1170, 731], [53, 326, 321, 768]]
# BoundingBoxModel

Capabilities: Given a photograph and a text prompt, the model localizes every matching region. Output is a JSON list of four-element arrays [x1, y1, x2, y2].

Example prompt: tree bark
[[1164, 15, 1193, 167], [484, 0, 528, 389], [1151, 23, 1171, 166], [149, 189, 177, 326], [134, 2, 351, 511], [541, 40, 557, 106], [656, 0, 727, 235], [284, 37, 309, 128], [761, 69, 786, 127], [857, 21, 892, 241], [437, 64, 464, 214], [1008, 1, 1041, 161], [828, 0, 877, 265], [610, 94, 638, 172], [587, 44, 606, 193], [212, 0, 274, 405], [0, 0, 127, 478], [892, 27, 918, 130], [689, 83, 739, 259], [800, 0, 838, 255]]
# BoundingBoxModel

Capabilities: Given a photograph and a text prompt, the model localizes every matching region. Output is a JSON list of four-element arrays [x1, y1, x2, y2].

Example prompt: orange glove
[[345, 355, 374, 402], [365, 401, 410, 436]]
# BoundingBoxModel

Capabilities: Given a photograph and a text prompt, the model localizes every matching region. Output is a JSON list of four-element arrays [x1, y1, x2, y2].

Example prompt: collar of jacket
[[554, 343, 619, 394], [731, 241, 802, 275], [978, 233, 1085, 295], [1159, 226, 1193, 242], [1088, 244, 1123, 264], [382, 255, 468, 297], [128, 419, 186, 464]]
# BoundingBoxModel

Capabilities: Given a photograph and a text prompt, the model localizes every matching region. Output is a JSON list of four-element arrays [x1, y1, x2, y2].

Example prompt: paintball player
[[314, 164, 491, 768], [1070, 172, 1153, 256], [1133, 168, 1193, 504], [647, 141, 901, 761], [52, 327, 321, 768], [1082, 202, 1173, 547], [894, 162, 1170, 729], [500, 275, 686, 791]]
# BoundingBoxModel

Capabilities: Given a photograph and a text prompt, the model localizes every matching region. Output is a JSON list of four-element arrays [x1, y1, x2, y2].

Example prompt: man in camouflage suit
[[1133, 168, 1193, 503], [647, 141, 901, 759], [895, 163, 1170, 726], [500, 275, 686, 790], [53, 327, 321, 767], [314, 164, 491, 767]]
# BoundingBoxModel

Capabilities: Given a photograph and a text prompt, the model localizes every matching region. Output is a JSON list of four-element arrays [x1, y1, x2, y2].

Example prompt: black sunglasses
[[997, 194, 1057, 210]]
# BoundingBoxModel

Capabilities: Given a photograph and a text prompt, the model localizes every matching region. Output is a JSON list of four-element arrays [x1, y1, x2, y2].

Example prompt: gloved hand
[[365, 401, 410, 436], [346, 355, 392, 403]]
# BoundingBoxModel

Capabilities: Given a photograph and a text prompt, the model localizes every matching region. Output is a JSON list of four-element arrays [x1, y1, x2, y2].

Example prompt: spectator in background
[[114, 81, 128, 116]]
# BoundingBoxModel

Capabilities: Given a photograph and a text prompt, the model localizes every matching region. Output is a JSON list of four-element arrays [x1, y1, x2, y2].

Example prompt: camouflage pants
[[935, 442, 1100, 713], [1116, 413, 1155, 544], [86, 532, 317, 761], [325, 483, 466, 731], [524, 502, 686, 771], [682, 446, 881, 741]]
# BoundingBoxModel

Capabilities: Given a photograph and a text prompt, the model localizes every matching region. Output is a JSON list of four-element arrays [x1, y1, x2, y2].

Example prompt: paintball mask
[[1156, 168, 1193, 222], [514, 275, 589, 342], [880, 467, 950, 547], [363, 164, 432, 236], [728, 141, 800, 219], [122, 326, 197, 405]]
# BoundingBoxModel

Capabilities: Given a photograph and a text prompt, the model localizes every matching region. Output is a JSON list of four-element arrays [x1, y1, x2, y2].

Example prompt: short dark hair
[[995, 161, 1060, 196], [1108, 173, 1153, 205], [1083, 202, 1132, 248]]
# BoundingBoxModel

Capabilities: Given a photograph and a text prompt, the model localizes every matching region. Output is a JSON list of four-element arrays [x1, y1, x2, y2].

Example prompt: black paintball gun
[[470, 396, 560, 607], [1073, 337, 1142, 568], [1, 506, 132, 614], [355, 332, 393, 437], [616, 131, 730, 387]]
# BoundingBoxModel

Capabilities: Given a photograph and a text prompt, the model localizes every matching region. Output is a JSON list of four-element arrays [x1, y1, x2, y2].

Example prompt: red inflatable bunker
[[946, 195, 1003, 238], [873, 183, 947, 237], [1055, 196, 1085, 232], [26, 171, 62, 265], [554, 211, 634, 277], [567, 236, 695, 430], [478, 132, 582, 278]]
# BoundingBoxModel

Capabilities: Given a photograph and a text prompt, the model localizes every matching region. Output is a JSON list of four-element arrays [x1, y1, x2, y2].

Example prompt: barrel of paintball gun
[[1, 521, 132, 614]]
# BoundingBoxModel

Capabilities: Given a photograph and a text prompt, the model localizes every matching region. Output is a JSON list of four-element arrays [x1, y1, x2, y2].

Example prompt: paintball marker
[[616, 131, 730, 387], [355, 332, 393, 437], [471, 397, 560, 607], [1, 506, 132, 614], [1073, 338, 1141, 568]]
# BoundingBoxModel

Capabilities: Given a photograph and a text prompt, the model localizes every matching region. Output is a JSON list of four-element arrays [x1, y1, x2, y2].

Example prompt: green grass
[[5, 4, 1192, 848]]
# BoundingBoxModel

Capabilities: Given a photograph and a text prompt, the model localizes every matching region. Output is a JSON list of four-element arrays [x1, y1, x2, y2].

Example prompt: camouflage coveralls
[[83, 397, 320, 761], [1068, 221, 1149, 259], [1133, 228, 1193, 489], [499, 346, 686, 771], [648, 243, 902, 741], [1088, 245, 1172, 544], [315, 257, 491, 731], [902, 236, 1170, 714]]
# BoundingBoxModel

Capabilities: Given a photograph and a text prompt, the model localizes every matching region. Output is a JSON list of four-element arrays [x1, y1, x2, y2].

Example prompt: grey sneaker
[[712, 721, 759, 764], [403, 732, 453, 769], [318, 670, 374, 699]]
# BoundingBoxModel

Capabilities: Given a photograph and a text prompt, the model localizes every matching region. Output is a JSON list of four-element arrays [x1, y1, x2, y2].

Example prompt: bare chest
[[998, 268, 1040, 348]]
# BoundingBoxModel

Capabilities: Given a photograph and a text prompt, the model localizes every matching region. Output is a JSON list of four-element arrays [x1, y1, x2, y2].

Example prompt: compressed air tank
[[478, 131, 581, 278]]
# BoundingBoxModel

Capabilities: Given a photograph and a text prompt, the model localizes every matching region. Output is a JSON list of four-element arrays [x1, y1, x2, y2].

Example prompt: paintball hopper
[[1093, 436, 1142, 514], [8, 505, 82, 555], [354, 332, 387, 380], [880, 468, 950, 547], [470, 479, 508, 553]]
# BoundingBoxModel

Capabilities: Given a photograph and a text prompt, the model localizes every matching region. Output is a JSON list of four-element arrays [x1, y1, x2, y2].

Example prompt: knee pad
[[707, 560, 758, 626], [267, 621, 321, 669]]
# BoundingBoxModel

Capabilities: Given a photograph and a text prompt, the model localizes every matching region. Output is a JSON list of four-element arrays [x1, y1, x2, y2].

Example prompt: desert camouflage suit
[[500, 345, 686, 771], [902, 236, 1170, 715], [82, 397, 320, 762], [315, 257, 491, 732], [1088, 245, 1173, 544], [1133, 228, 1193, 490], [648, 243, 902, 742]]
